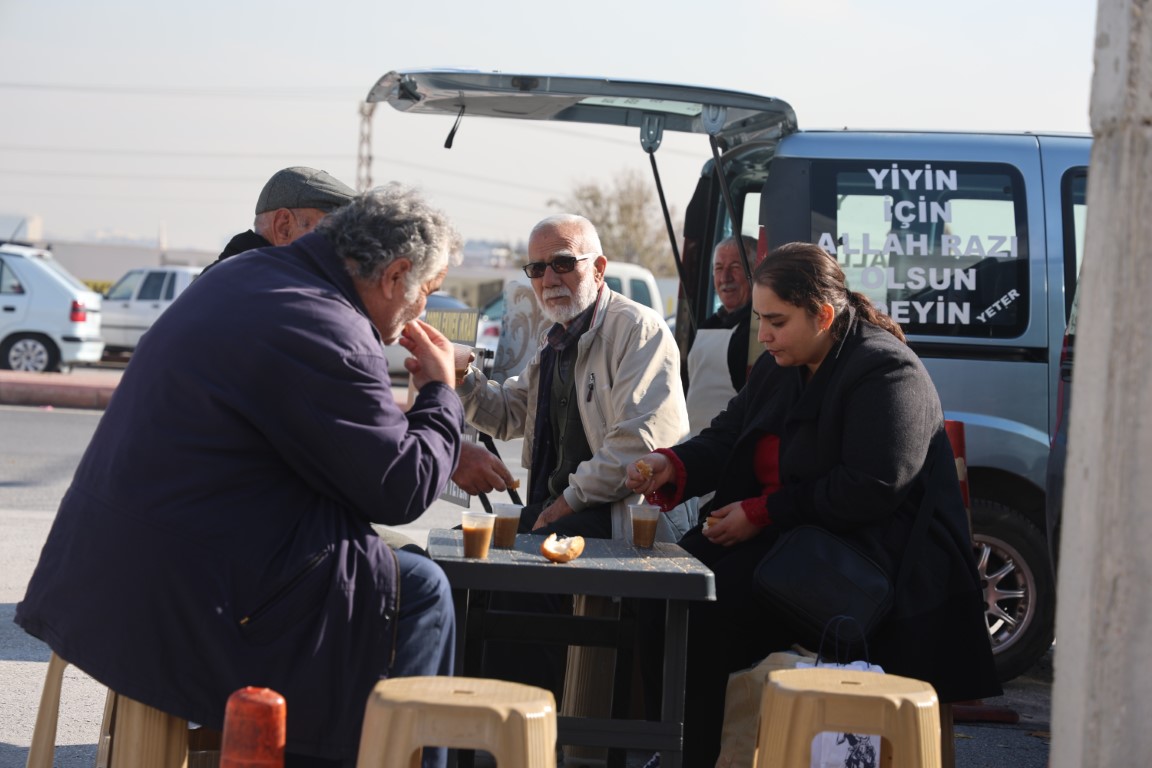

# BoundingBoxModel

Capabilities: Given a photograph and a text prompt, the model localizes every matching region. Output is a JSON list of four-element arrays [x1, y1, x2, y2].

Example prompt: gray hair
[[316, 183, 463, 290], [714, 234, 757, 259], [530, 213, 604, 255]]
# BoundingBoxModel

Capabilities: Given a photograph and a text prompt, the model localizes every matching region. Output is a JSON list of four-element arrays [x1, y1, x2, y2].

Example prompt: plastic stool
[[355, 676, 557, 768], [756, 667, 941, 768], [27, 651, 217, 768]]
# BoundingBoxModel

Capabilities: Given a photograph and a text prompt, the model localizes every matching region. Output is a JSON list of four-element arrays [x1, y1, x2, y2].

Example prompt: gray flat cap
[[255, 167, 356, 214]]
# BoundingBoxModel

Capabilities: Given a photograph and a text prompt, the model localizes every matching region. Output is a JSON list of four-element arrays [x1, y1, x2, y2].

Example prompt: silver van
[[368, 69, 1087, 680]]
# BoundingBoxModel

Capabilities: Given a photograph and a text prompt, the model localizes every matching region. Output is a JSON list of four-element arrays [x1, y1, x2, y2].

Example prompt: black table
[[427, 528, 715, 768]]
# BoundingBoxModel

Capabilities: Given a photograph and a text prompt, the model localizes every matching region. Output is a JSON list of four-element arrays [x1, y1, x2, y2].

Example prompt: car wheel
[[0, 333, 62, 373], [971, 498, 1056, 682]]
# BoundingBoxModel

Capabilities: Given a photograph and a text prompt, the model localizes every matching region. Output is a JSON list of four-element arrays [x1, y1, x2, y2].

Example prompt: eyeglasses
[[521, 253, 597, 279]]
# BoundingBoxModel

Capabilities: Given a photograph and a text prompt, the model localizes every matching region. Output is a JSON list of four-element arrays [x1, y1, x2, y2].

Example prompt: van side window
[[605, 276, 622, 293], [629, 279, 653, 309], [809, 160, 1028, 339], [138, 271, 168, 302], [0, 260, 24, 294], [107, 271, 143, 301], [1061, 169, 1087, 324]]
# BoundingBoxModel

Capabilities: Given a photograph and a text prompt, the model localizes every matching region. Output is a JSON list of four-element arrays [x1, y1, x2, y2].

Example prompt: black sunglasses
[[521, 253, 597, 279]]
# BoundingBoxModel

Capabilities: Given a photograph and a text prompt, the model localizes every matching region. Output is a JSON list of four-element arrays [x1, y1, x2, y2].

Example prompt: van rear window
[[808, 160, 1028, 339]]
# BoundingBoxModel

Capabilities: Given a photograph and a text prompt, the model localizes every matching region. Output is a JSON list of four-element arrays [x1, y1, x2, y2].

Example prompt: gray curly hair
[[316, 183, 463, 294]]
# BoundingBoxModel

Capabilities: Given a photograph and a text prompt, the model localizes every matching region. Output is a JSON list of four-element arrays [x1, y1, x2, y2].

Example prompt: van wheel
[[0, 333, 61, 373], [971, 499, 1056, 682]]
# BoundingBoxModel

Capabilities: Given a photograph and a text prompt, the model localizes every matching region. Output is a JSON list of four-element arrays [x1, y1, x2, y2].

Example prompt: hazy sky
[[0, 0, 1096, 253]]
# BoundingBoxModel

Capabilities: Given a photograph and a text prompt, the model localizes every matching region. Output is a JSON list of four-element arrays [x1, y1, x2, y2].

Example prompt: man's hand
[[398, 319, 454, 390], [452, 442, 517, 495], [701, 501, 759, 546], [531, 495, 575, 531]]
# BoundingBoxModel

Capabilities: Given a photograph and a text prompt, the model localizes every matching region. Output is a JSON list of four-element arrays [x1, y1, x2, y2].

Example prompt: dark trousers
[[479, 501, 613, 705], [286, 548, 455, 768]]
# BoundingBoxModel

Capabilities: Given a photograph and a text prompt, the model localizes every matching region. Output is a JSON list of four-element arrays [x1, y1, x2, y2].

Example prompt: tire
[[0, 333, 61, 373], [971, 498, 1056, 682]]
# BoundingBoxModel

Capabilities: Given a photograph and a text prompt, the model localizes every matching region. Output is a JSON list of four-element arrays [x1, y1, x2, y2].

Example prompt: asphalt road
[[0, 401, 1053, 767]]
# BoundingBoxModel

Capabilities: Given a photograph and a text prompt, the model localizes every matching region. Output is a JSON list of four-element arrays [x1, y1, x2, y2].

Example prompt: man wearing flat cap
[[211, 166, 357, 265]]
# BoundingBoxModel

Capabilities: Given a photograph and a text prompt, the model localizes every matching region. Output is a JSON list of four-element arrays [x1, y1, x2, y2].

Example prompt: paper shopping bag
[[715, 648, 816, 768]]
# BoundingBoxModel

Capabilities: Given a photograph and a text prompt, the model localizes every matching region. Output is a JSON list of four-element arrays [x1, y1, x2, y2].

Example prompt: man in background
[[211, 166, 357, 264], [685, 234, 756, 436]]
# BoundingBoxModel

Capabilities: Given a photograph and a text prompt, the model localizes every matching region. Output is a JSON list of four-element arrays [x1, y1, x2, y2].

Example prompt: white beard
[[540, 279, 598, 324]]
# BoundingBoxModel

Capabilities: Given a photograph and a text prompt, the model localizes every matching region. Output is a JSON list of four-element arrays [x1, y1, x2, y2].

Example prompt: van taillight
[[70, 301, 87, 322]]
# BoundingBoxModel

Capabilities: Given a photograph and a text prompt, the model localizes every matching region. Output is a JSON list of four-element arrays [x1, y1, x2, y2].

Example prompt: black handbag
[[753, 456, 936, 648]]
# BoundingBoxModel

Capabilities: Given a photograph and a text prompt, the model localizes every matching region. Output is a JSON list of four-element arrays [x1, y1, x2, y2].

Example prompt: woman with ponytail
[[627, 242, 999, 766]]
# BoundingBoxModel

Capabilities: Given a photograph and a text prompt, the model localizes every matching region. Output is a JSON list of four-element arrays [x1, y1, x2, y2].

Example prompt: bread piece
[[540, 533, 585, 563]]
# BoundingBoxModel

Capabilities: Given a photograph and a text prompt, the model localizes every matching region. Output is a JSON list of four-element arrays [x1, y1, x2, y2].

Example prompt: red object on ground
[[220, 687, 286, 768]]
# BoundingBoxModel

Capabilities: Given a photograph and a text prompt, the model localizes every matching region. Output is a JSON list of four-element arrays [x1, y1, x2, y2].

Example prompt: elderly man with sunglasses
[[454, 213, 688, 698], [457, 213, 689, 540]]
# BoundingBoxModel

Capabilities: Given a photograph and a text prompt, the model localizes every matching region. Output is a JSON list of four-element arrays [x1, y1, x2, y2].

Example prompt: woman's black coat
[[673, 313, 1000, 701]]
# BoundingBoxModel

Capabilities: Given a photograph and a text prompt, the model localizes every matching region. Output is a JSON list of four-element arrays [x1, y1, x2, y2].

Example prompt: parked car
[[101, 266, 203, 353], [370, 69, 1091, 680], [384, 291, 477, 376], [0, 242, 104, 372], [475, 294, 504, 355]]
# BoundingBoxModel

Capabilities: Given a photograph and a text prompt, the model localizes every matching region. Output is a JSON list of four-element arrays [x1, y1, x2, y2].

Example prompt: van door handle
[[2, 305, 14, 312]]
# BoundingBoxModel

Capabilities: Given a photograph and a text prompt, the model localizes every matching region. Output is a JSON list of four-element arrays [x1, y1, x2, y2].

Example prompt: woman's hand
[[702, 502, 760, 546], [625, 452, 674, 499]]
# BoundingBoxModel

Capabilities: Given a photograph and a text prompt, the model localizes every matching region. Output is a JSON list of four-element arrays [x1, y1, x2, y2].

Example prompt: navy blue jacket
[[16, 232, 463, 759]]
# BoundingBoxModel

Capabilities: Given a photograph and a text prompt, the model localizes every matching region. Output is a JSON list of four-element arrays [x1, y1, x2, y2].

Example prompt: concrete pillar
[[1051, 2, 1152, 766]]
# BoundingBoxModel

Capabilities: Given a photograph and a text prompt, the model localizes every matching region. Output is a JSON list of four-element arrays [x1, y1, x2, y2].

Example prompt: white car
[[102, 266, 202, 353], [0, 242, 104, 372]]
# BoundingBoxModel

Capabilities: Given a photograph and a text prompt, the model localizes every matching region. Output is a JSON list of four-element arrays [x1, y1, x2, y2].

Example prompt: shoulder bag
[[752, 456, 936, 648]]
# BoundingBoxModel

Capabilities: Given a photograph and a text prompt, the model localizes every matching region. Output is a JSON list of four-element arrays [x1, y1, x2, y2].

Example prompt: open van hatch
[[366, 69, 796, 324], [367, 70, 796, 148]]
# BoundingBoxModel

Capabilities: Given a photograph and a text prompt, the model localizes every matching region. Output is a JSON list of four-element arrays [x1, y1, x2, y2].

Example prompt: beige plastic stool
[[755, 667, 941, 768], [27, 651, 216, 768], [355, 676, 557, 768]]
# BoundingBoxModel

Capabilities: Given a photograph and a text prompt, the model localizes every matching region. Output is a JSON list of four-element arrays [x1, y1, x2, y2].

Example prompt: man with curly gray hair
[[17, 184, 466, 768]]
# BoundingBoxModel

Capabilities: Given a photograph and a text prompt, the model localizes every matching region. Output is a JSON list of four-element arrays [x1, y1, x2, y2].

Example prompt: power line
[[0, 155, 563, 196], [0, 81, 362, 102]]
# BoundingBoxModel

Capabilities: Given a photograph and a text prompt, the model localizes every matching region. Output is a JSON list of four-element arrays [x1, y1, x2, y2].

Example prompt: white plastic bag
[[795, 659, 884, 768]]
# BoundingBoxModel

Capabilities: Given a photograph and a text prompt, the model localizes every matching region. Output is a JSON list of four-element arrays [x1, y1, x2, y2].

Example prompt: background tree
[[549, 168, 681, 277]]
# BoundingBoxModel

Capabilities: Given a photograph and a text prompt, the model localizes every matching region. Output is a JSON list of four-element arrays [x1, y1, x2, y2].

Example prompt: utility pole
[[1051, 2, 1152, 766], [357, 102, 376, 192]]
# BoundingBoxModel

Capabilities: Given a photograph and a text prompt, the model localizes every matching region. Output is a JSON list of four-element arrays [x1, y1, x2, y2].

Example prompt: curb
[[0, 371, 118, 410]]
